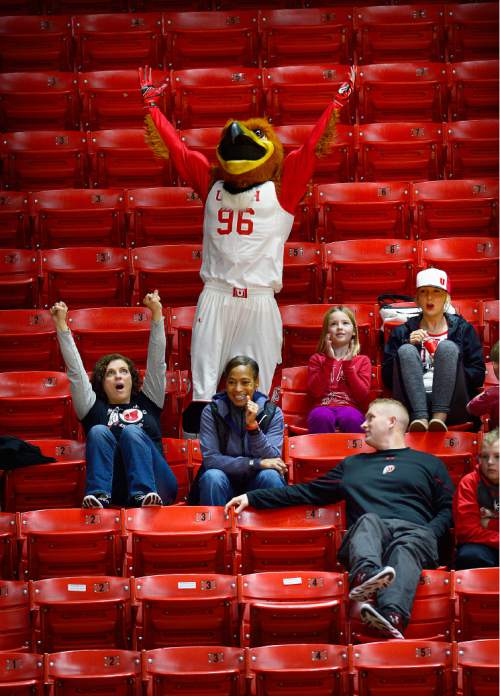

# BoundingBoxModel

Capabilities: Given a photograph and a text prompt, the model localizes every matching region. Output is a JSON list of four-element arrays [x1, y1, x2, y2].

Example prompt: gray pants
[[393, 340, 469, 423], [338, 513, 439, 623]]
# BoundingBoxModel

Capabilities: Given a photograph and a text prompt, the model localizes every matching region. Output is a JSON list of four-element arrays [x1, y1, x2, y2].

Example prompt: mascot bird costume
[[139, 67, 354, 418]]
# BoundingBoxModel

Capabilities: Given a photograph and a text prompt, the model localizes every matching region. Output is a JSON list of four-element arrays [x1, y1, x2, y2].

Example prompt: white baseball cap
[[416, 267, 450, 293]]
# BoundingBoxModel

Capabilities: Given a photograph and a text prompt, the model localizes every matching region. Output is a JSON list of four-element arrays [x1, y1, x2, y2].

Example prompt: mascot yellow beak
[[217, 120, 275, 176]]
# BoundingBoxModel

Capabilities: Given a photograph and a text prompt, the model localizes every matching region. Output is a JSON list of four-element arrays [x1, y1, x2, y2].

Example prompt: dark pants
[[455, 543, 499, 570], [338, 513, 440, 624]]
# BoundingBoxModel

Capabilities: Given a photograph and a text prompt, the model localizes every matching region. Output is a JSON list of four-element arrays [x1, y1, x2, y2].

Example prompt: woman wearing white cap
[[382, 268, 485, 432]]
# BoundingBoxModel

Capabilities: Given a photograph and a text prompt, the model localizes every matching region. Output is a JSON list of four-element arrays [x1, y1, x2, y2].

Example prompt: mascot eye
[[253, 128, 265, 138]]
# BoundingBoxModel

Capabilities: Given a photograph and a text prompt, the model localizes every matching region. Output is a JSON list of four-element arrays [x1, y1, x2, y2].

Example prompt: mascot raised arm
[[139, 66, 354, 415]]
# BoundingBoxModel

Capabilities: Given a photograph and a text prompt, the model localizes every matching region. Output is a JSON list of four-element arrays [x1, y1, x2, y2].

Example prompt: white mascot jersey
[[201, 179, 294, 292]]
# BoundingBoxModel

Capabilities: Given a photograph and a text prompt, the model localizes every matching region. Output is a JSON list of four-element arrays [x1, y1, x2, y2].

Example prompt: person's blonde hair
[[368, 398, 410, 432], [317, 306, 361, 356]]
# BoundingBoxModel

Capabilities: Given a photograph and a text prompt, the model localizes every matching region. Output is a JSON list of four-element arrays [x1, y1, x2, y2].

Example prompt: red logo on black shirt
[[382, 464, 396, 475]]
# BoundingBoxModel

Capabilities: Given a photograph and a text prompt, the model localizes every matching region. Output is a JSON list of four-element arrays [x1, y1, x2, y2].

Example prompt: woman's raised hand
[[50, 301, 69, 331], [409, 329, 428, 345], [143, 289, 163, 321]]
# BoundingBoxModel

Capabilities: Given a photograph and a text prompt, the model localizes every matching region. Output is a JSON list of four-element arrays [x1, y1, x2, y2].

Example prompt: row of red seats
[[0, 5, 497, 72], [2, 120, 498, 191], [0, 237, 497, 310], [0, 61, 497, 132], [1, 568, 497, 654], [2, 179, 497, 250], [1, 639, 497, 695]]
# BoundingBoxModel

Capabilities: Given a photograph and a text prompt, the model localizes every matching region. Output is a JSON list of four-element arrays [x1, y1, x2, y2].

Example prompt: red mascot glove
[[333, 66, 355, 109], [138, 65, 169, 108]]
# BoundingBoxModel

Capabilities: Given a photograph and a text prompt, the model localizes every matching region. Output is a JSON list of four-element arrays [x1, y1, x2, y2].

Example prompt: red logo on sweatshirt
[[382, 464, 395, 475]]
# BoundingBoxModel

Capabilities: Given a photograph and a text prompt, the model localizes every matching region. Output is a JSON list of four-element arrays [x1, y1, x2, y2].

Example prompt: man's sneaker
[[349, 566, 396, 602], [132, 492, 162, 507], [360, 603, 405, 640], [82, 493, 111, 509]]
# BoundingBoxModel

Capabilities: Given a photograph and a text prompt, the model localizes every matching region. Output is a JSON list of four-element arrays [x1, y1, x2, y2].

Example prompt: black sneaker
[[131, 492, 162, 507], [82, 493, 111, 509], [349, 565, 396, 602], [360, 603, 405, 640]]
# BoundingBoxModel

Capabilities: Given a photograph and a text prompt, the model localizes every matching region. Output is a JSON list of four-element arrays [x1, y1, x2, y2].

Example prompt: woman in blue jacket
[[194, 355, 286, 506]]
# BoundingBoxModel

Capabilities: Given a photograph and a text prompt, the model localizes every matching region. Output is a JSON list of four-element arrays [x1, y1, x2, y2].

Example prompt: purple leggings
[[308, 405, 365, 434]]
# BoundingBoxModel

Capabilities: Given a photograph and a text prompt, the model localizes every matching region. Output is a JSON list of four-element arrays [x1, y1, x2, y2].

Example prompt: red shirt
[[453, 467, 499, 548], [307, 353, 371, 411], [466, 385, 499, 429]]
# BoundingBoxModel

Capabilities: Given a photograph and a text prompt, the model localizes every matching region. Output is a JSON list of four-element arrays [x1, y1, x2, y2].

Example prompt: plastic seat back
[[420, 236, 499, 300], [167, 305, 196, 370], [445, 119, 499, 179], [3, 439, 85, 513], [161, 438, 190, 504], [41, 247, 131, 308], [482, 299, 499, 357], [405, 431, 478, 487], [0, 652, 43, 694], [0, 514, 17, 580], [0, 371, 75, 440], [449, 60, 499, 120], [445, 3, 499, 62], [0, 309, 60, 371], [0, 580, 30, 652], [31, 188, 126, 249], [239, 570, 347, 647], [177, 127, 222, 176], [19, 508, 123, 581], [0, 191, 30, 249], [457, 638, 499, 696], [47, 649, 142, 696], [0, 249, 40, 309], [260, 7, 354, 67], [280, 365, 312, 435], [73, 13, 163, 71], [411, 179, 499, 240], [0, 16, 73, 72], [289, 433, 375, 484], [279, 242, 324, 305], [165, 10, 259, 69], [134, 573, 238, 649], [126, 187, 203, 247], [248, 643, 349, 696], [143, 646, 246, 695], [455, 568, 499, 641], [123, 506, 232, 576], [0, 72, 79, 132]]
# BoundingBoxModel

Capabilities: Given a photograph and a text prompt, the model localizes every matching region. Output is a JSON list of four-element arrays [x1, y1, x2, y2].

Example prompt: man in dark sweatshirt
[[225, 398, 454, 640]]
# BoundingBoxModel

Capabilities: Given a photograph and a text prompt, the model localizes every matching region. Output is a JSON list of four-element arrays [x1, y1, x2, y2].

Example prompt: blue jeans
[[85, 424, 178, 505], [455, 543, 499, 570], [198, 468, 285, 506]]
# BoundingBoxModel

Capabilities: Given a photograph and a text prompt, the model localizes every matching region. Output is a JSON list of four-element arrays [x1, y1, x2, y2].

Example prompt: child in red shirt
[[307, 306, 371, 433]]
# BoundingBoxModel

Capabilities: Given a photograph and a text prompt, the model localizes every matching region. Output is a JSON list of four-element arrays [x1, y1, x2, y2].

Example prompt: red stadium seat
[[0, 192, 30, 249], [449, 60, 499, 120], [1, 130, 88, 191], [0, 514, 17, 580], [445, 2, 499, 62], [0, 309, 60, 371], [0, 581, 30, 653], [405, 431, 478, 487], [165, 10, 259, 69], [133, 573, 238, 649], [126, 187, 203, 247], [46, 649, 142, 695], [482, 300, 499, 357], [248, 643, 349, 696], [0, 249, 40, 310], [178, 127, 222, 177], [48, 0, 127, 9], [483, 361, 498, 389], [279, 242, 324, 305], [236, 504, 344, 574], [410, 179, 499, 240], [19, 508, 123, 581], [79, 69, 170, 131], [0, 16, 73, 72], [131, 244, 203, 308], [324, 239, 417, 303], [357, 122, 445, 182], [455, 568, 499, 641], [274, 123, 356, 184], [88, 129, 173, 188], [134, 0, 210, 8], [355, 5, 445, 64], [0, 652, 43, 693], [160, 369, 190, 439], [172, 67, 262, 130], [73, 13, 163, 72], [288, 433, 375, 484], [40, 247, 132, 309], [123, 506, 232, 576], [0, 371, 76, 440], [457, 638, 499, 696], [451, 299, 482, 339], [239, 570, 347, 647], [143, 646, 246, 695], [3, 439, 85, 513], [316, 182, 411, 243], [260, 7, 354, 67], [167, 305, 196, 370], [351, 640, 454, 695], [419, 236, 499, 300], [30, 189, 127, 249], [445, 119, 499, 179], [263, 64, 354, 126], [68, 306, 153, 370], [357, 62, 448, 124], [280, 364, 313, 435], [161, 438, 190, 504], [31, 576, 132, 652]]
